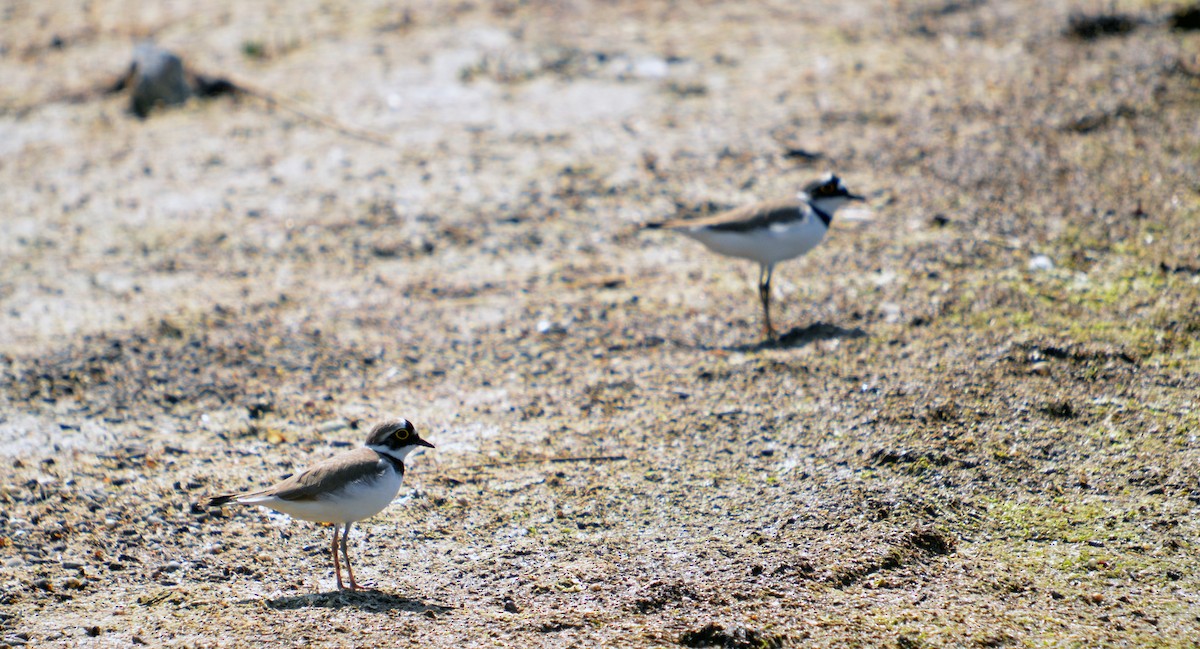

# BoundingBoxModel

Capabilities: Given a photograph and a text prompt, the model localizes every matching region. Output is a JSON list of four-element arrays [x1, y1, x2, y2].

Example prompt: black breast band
[[810, 204, 833, 227], [380, 453, 406, 475]]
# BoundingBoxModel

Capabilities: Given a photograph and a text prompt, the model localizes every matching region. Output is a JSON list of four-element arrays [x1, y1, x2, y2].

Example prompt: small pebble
[[632, 56, 670, 79], [317, 419, 350, 434], [880, 302, 903, 324], [1028, 254, 1055, 271]]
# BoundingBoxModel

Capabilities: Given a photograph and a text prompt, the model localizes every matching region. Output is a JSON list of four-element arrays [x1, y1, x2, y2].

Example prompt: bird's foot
[[354, 576, 380, 591]]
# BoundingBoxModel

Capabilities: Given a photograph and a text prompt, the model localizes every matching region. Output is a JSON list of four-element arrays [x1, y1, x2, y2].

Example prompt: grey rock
[[129, 43, 193, 118]]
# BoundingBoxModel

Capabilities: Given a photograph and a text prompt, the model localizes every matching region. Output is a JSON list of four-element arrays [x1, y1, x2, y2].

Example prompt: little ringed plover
[[645, 173, 865, 339], [205, 419, 434, 591]]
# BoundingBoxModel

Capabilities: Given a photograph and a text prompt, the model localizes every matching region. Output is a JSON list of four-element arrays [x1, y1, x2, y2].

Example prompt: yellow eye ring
[[395, 428, 410, 441]]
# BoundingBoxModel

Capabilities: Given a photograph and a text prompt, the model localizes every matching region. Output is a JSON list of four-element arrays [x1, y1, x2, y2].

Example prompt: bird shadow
[[733, 322, 868, 352], [263, 589, 452, 614], [589, 321, 867, 354]]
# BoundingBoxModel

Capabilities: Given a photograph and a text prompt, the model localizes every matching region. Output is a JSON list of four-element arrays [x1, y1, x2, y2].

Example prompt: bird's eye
[[395, 428, 410, 441]]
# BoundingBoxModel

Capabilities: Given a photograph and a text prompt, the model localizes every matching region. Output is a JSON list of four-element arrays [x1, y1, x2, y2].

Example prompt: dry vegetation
[[2, 0, 1199, 647]]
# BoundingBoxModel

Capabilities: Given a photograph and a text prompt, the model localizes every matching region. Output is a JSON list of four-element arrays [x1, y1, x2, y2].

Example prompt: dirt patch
[[680, 622, 786, 649], [2, 0, 1200, 647]]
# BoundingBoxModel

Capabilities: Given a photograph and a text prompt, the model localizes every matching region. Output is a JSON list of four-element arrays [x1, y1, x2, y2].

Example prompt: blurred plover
[[646, 174, 865, 339]]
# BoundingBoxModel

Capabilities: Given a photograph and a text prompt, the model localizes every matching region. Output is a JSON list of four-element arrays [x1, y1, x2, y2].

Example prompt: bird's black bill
[[417, 438, 436, 448]]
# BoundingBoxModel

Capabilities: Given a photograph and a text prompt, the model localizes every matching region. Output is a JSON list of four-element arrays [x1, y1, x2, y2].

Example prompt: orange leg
[[331, 525, 345, 589]]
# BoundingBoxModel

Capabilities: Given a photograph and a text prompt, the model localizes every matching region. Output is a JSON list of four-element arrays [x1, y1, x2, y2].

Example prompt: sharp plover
[[204, 419, 434, 591]]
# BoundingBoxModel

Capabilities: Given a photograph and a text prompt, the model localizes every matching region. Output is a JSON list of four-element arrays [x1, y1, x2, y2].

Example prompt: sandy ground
[[2, 0, 1200, 646]]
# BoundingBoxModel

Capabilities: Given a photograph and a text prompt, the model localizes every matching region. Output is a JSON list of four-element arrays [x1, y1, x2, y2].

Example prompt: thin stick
[[224, 76, 396, 148], [454, 455, 628, 470]]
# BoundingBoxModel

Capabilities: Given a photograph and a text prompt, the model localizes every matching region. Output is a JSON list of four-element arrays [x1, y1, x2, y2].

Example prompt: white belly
[[680, 219, 827, 266], [240, 468, 403, 524]]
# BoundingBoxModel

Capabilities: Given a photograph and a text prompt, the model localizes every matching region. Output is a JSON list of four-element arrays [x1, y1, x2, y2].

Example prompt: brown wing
[[241, 447, 389, 502], [656, 199, 804, 233]]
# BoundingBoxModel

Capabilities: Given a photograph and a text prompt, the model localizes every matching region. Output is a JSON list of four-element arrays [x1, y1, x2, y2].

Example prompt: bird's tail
[[202, 494, 242, 508]]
